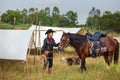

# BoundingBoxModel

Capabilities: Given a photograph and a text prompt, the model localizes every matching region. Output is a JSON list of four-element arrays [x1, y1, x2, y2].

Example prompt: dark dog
[[66, 57, 80, 66]]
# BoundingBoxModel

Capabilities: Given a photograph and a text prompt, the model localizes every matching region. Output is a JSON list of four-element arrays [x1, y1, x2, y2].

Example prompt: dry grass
[[0, 52, 120, 80]]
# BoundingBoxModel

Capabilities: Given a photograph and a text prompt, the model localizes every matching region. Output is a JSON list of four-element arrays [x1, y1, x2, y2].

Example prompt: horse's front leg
[[80, 55, 86, 73]]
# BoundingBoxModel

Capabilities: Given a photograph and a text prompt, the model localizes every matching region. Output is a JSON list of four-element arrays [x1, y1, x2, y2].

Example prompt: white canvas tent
[[114, 37, 120, 43], [0, 25, 81, 60], [0, 30, 32, 60], [28, 25, 81, 48]]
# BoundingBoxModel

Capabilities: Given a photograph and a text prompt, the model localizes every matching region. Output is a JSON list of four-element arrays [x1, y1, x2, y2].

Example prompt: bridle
[[60, 35, 70, 48]]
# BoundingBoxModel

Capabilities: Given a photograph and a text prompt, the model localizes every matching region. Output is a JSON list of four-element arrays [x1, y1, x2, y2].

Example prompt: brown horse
[[59, 32, 119, 73]]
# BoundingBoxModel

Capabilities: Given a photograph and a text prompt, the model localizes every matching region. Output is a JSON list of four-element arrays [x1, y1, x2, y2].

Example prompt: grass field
[[0, 23, 120, 80], [0, 23, 31, 30], [0, 51, 120, 80]]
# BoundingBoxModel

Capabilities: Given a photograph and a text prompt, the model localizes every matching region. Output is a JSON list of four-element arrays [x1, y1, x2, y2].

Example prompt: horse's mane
[[69, 33, 87, 47]]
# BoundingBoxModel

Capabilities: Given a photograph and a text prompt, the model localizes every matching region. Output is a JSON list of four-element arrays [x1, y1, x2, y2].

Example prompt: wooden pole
[[28, 31, 37, 64], [33, 31, 36, 64], [27, 31, 34, 55], [38, 22, 41, 55], [35, 26, 37, 55], [13, 17, 16, 29]]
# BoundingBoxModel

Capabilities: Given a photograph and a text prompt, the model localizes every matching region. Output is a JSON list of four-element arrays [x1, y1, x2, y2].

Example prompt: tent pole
[[33, 31, 37, 64], [27, 31, 34, 55], [38, 22, 41, 55], [35, 26, 38, 55]]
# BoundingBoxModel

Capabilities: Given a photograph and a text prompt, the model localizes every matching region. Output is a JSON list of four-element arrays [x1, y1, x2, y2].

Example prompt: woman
[[41, 29, 59, 73]]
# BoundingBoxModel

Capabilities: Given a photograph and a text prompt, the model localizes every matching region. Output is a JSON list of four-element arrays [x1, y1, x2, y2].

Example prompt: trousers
[[43, 52, 53, 69]]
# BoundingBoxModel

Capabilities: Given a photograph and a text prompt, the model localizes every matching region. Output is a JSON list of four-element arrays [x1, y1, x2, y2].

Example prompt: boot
[[48, 68, 52, 74]]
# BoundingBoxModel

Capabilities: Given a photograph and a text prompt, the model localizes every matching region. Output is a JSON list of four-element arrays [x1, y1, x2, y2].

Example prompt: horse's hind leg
[[108, 53, 113, 65], [80, 56, 86, 73]]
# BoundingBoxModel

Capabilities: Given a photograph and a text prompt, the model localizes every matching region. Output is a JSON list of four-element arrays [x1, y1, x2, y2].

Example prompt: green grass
[[0, 52, 120, 80], [0, 23, 14, 29], [15, 23, 31, 30], [0, 23, 31, 30]]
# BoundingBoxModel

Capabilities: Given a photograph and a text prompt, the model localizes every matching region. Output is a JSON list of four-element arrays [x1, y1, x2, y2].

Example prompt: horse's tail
[[114, 39, 119, 64]]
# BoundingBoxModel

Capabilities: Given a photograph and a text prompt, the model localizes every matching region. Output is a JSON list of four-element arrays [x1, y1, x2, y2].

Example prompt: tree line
[[1, 6, 120, 32], [1, 6, 78, 27], [86, 7, 120, 33]]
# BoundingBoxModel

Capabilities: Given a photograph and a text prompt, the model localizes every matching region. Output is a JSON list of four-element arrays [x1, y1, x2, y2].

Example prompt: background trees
[[1, 10, 22, 25], [1, 6, 120, 32], [52, 6, 60, 26], [65, 11, 78, 27], [86, 7, 101, 29], [86, 7, 120, 33], [22, 8, 28, 24], [1, 6, 78, 27]]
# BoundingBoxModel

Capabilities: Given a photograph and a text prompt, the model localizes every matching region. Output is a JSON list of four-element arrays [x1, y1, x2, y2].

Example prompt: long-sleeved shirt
[[41, 37, 59, 54]]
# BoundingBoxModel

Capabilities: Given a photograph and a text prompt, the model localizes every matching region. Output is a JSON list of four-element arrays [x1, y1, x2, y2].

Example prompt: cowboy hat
[[45, 29, 56, 35]]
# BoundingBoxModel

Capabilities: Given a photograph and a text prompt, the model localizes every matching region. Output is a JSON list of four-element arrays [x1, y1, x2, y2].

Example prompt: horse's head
[[59, 32, 70, 48]]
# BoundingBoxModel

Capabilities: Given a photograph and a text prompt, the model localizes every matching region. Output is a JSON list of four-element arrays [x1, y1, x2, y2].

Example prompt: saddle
[[87, 32, 107, 57]]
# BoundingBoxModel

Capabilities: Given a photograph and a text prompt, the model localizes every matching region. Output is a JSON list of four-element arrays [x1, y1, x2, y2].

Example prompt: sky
[[0, 0, 120, 24]]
